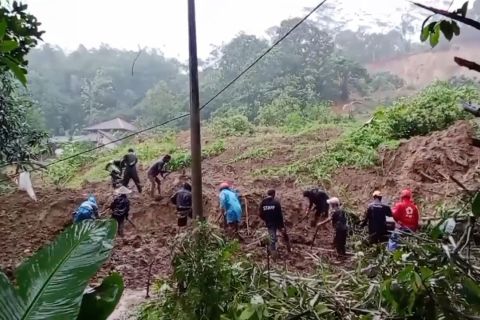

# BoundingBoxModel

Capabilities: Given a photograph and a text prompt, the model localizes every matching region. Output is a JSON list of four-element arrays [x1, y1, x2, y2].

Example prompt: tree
[[330, 56, 370, 100], [81, 69, 115, 125], [0, 1, 43, 85]]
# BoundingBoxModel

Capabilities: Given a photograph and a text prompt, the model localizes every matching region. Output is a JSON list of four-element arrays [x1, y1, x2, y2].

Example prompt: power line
[[0, 0, 328, 183]]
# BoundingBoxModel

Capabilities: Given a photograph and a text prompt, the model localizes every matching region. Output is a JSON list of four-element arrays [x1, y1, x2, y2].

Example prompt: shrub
[[211, 115, 254, 137]]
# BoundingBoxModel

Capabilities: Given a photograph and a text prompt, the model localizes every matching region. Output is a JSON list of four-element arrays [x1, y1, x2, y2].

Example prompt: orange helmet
[[219, 182, 230, 190], [400, 189, 412, 199]]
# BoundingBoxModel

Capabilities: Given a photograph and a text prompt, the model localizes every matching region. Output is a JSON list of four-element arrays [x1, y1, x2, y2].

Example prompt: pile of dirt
[[334, 120, 480, 214]]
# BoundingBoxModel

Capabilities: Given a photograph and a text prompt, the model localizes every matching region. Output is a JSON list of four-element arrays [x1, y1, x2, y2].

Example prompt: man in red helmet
[[392, 189, 420, 232]]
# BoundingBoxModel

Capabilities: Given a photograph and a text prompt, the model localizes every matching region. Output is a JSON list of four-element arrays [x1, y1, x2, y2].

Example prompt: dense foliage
[[139, 209, 480, 320], [0, 220, 123, 320]]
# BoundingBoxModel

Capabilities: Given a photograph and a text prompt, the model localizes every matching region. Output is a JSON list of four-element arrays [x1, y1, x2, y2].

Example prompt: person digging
[[105, 159, 123, 189], [171, 182, 192, 229], [218, 182, 243, 240], [303, 188, 329, 227], [109, 186, 131, 237], [259, 189, 291, 256], [312, 197, 348, 256], [121, 148, 142, 193], [73, 195, 99, 223], [361, 190, 392, 244], [147, 154, 172, 198]]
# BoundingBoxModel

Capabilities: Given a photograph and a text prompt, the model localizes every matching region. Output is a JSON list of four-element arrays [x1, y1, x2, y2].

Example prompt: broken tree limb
[[455, 57, 480, 73], [449, 175, 474, 194], [412, 2, 480, 30]]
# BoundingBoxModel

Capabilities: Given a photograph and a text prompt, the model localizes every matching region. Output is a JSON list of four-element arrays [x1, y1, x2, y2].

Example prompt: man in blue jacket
[[219, 182, 242, 239], [73, 195, 99, 223]]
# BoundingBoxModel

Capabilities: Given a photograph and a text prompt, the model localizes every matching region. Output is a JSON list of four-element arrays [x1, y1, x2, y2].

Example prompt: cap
[[219, 182, 230, 190], [114, 186, 132, 195], [327, 197, 340, 205], [372, 190, 382, 197], [400, 189, 412, 199]]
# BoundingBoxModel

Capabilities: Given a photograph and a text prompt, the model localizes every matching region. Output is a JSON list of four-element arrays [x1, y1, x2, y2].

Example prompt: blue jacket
[[74, 198, 98, 223], [219, 188, 242, 223]]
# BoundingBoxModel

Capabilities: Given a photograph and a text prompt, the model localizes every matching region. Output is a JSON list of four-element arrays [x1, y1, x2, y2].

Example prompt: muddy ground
[[1, 120, 478, 294]]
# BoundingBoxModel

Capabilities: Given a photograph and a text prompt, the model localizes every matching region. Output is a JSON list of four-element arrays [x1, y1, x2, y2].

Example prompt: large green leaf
[[472, 192, 480, 217], [0, 219, 117, 320], [0, 40, 19, 52], [77, 272, 124, 320]]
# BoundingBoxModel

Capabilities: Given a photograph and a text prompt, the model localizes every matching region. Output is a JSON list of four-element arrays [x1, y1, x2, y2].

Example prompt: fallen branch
[[455, 57, 480, 73], [419, 171, 438, 182], [449, 175, 474, 194], [412, 2, 480, 30]]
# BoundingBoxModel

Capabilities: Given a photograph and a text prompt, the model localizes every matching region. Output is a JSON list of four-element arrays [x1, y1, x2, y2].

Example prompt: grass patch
[[231, 147, 273, 163]]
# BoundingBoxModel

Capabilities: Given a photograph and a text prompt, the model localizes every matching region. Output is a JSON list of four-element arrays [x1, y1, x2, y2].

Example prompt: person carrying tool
[[219, 182, 242, 239], [392, 189, 420, 232], [147, 154, 171, 198], [259, 189, 291, 254], [361, 190, 392, 244], [303, 188, 329, 227], [121, 148, 142, 193], [105, 159, 123, 189], [73, 195, 99, 223], [171, 182, 192, 227], [314, 197, 348, 256], [109, 186, 131, 236]]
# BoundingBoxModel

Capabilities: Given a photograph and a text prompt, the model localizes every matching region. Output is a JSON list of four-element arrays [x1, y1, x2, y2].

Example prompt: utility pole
[[188, 0, 203, 219]]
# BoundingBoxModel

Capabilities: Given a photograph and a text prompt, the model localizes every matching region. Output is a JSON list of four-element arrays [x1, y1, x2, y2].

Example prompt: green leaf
[[462, 278, 480, 306], [430, 23, 441, 47], [472, 192, 480, 217], [239, 305, 256, 320], [452, 21, 461, 36], [0, 40, 19, 52], [4, 57, 27, 85], [420, 16, 433, 42], [77, 273, 124, 320], [460, 1, 469, 17], [439, 21, 453, 41], [0, 220, 117, 320], [0, 19, 7, 39]]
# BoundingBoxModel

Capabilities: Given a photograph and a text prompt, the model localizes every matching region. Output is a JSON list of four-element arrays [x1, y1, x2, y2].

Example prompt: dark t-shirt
[[364, 200, 392, 235], [122, 153, 138, 171], [171, 188, 192, 210], [259, 196, 284, 228], [331, 208, 348, 232], [306, 189, 329, 213], [148, 160, 167, 177]]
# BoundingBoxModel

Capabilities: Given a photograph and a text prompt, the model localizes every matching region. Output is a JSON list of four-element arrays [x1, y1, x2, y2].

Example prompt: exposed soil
[[333, 120, 480, 214]]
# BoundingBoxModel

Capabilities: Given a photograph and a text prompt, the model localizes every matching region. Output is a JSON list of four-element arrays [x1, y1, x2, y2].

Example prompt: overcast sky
[[25, 0, 466, 60]]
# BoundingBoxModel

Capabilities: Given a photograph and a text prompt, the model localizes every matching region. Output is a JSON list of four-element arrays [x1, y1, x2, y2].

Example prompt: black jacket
[[105, 160, 123, 173], [259, 196, 284, 228], [110, 195, 130, 218], [122, 153, 138, 172], [171, 188, 192, 211], [362, 200, 392, 236], [306, 189, 329, 213], [331, 208, 348, 232]]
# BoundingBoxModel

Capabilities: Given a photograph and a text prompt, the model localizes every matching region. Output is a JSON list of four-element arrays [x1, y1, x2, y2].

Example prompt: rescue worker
[[147, 154, 171, 198], [73, 195, 99, 223], [392, 189, 420, 232], [121, 148, 142, 193], [361, 190, 392, 243], [105, 159, 123, 189], [303, 188, 329, 226], [171, 182, 192, 227], [259, 189, 291, 253], [219, 182, 242, 239], [109, 186, 131, 236], [315, 197, 348, 256]]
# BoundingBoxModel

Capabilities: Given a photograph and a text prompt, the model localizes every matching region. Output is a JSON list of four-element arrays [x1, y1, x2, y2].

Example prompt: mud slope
[[334, 120, 480, 213]]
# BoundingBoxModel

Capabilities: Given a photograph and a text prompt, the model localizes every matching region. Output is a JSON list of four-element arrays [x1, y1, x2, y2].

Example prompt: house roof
[[84, 118, 137, 132]]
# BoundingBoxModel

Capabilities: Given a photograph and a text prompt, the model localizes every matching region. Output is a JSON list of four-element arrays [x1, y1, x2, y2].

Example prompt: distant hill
[[367, 43, 480, 88]]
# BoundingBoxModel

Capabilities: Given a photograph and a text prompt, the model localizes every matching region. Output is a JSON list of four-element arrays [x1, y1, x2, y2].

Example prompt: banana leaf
[[77, 272, 124, 320], [0, 219, 117, 320]]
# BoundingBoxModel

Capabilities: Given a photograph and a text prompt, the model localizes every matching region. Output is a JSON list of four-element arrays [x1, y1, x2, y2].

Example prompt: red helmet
[[219, 182, 230, 190], [400, 189, 412, 199]]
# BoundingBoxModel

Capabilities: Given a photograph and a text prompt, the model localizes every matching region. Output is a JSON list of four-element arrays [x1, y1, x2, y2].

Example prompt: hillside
[[367, 43, 480, 87]]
